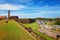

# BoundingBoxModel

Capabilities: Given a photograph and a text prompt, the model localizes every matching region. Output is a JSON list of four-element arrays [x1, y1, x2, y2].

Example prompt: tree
[[54, 20, 60, 25]]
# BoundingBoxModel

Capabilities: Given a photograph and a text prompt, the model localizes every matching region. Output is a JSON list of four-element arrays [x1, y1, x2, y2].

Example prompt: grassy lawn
[[0, 20, 33, 40], [35, 31, 54, 40], [23, 22, 40, 31], [23, 22, 55, 40]]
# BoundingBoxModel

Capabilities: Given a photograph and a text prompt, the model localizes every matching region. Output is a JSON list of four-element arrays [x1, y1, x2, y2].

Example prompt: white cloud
[[19, 0, 31, 3], [38, 11, 60, 14], [0, 4, 26, 10], [0, 13, 7, 16]]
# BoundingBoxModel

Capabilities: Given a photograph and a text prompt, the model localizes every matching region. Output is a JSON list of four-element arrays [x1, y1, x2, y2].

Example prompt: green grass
[[23, 22, 55, 40], [23, 22, 40, 30], [0, 20, 33, 40], [35, 31, 54, 40]]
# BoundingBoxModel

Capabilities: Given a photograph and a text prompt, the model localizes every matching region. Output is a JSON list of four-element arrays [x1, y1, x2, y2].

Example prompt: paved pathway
[[36, 20, 60, 38]]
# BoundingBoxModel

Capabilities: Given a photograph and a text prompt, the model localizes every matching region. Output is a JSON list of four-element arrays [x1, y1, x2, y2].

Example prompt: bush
[[54, 20, 60, 25], [5, 20, 8, 23]]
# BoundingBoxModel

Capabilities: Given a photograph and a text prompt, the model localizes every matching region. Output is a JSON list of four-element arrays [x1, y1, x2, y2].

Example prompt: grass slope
[[23, 22, 39, 30], [0, 20, 33, 40], [23, 22, 54, 40]]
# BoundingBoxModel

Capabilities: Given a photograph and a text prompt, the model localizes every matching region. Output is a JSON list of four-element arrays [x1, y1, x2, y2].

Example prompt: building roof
[[0, 16, 5, 19], [53, 25, 60, 28]]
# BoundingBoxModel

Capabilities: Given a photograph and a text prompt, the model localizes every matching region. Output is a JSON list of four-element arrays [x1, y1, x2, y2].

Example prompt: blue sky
[[0, 0, 60, 18]]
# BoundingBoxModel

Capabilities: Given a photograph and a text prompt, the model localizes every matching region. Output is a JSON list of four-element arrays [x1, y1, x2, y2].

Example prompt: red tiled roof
[[0, 16, 5, 19]]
